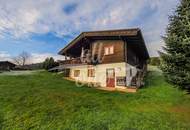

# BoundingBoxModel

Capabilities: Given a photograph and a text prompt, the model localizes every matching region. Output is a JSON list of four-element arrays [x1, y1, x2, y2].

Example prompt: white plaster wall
[[69, 62, 126, 88]]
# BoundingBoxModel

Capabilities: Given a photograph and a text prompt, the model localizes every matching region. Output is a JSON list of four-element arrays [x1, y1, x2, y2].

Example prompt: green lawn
[[0, 67, 190, 130]]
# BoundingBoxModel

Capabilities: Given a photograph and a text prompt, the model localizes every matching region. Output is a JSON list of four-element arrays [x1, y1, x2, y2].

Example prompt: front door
[[106, 68, 115, 87]]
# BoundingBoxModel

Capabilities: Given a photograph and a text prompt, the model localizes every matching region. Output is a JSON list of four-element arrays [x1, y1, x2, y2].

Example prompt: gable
[[58, 28, 149, 59]]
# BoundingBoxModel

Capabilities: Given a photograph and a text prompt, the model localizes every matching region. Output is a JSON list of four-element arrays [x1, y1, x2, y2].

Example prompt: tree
[[160, 0, 190, 89], [13, 51, 30, 66], [43, 57, 58, 70], [148, 57, 161, 66]]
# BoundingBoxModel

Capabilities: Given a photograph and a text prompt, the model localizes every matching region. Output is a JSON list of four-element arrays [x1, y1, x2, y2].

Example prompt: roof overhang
[[58, 28, 150, 59]]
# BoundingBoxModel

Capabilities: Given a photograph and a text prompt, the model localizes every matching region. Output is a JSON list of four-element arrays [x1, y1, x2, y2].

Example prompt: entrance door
[[106, 68, 115, 87]]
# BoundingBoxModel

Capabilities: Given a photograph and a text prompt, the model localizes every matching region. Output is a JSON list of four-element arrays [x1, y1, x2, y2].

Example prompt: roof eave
[[58, 33, 84, 55], [58, 28, 141, 55], [138, 30, 150, 59]]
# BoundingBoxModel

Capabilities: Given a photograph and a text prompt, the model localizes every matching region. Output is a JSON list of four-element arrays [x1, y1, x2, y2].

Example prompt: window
[[104, 46, 114, 55], [105, 47, 109, 55], [74, 70, 80, 77], [88, 69, 95, 77], [107, 69, 115, 78], [116, 77, 126, 86]]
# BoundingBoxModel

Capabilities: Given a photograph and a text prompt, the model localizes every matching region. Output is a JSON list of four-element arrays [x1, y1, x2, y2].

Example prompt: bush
[[148, 57, 160, 66], [43, 57, 58, 70]]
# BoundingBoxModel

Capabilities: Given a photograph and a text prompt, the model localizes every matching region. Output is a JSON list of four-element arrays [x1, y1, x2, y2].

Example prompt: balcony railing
[[59, 57, 83, 65], [59, 55, 102, 66]]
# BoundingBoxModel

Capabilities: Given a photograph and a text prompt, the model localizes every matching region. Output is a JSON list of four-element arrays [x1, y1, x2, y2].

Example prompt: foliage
[[0, 67, 190, 129], [148, 57, 161, 66], [160, 0, 190, 89], [42, 57, 58, 70]]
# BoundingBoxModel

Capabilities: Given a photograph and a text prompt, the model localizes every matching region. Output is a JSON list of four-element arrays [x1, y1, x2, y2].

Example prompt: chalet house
[[0, 61, 16, 71], [58, 28, 149, 89]]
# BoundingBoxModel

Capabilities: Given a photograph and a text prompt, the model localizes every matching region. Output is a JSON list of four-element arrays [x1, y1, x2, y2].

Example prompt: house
[[58, 28, 149, 90], [0, 61, 16, 71]]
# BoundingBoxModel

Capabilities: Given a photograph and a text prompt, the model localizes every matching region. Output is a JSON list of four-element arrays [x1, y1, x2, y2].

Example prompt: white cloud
[[0, 51, 12, 61], [29, 53, 64, 64], [0, 0, 180, 56]]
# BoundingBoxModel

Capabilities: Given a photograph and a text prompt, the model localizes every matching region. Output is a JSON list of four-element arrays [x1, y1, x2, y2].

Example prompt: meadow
[[0, 67, 190, 130]]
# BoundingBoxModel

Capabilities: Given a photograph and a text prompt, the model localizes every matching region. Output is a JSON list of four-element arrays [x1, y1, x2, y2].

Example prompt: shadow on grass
[[186, 88, 190, 94], [0, 115, 3, 130], [146, 66, 190, 95], [143, 65, 166, 86], [142, 71, 157, 88]]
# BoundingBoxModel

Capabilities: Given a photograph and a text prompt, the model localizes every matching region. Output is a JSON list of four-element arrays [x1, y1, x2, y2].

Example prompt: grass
[[0, 66, 190, 130], [0, 70, 42, 76]]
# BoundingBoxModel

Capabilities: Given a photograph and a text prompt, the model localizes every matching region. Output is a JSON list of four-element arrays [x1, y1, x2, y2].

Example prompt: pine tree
[[160, 0, 190, 89]]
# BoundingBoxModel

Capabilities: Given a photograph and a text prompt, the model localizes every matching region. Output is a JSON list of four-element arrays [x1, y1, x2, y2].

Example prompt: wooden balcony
[[59, 58, 82, 65], [59, 54, 102, 66], [59, 57, 91, 66]]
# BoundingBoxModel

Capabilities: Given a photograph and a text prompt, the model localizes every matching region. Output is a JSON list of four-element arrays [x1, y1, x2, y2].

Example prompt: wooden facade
[[91, 40, 125, 64], [59, 28, 149, 64]]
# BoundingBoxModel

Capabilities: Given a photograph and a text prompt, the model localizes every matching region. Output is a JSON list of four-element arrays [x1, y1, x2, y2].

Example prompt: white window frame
[[104, 46, 114, 55]]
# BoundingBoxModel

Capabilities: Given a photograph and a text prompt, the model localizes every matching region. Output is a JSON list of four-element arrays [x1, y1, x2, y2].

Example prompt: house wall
[[69, 62, 127, 88], [91, 40, 125, 64], [0, 63, 15, 71]]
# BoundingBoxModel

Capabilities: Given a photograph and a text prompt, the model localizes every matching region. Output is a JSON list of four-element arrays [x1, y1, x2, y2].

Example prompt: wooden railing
[[59, 57, 83, 65]]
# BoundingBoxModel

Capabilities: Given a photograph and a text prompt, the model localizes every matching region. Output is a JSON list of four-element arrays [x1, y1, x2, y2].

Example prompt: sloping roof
[[58, 28, 149, 59], [0, 61, 16, 66]]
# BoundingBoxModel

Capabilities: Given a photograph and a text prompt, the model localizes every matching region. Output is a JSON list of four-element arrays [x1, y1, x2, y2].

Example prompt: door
[[106, 68, 115, 87]]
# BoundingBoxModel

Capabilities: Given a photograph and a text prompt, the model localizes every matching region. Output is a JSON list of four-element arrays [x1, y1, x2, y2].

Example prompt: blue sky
[[0, 0, 179, 63]]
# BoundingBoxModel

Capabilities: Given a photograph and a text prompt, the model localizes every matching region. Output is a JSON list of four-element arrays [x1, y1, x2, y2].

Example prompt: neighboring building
[[58, 28, 149, 89], [0, 61, 16, 71]]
